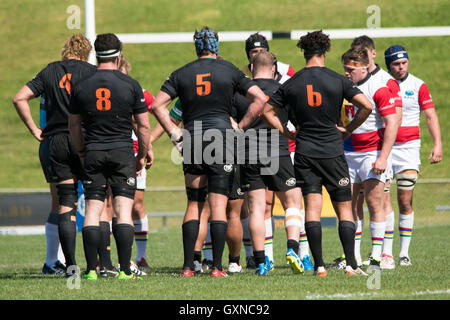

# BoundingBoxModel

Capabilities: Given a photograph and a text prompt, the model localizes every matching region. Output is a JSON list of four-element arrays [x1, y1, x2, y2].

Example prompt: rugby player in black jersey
[[152, 26, 267, 277], [262, 30, 373, 276], [233, 50, 305, 275], [13, 34, 97, 276], [68, 33, 150, 280]]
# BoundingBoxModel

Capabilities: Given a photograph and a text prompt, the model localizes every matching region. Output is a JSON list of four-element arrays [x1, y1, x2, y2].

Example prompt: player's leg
[[363, 178, 386, 269], [263, 189, 275, 268], [276, 187, 305, 274], [195, 198, 210, 273], [247, 187, 267, 274], [396, 169, 418, 266], [182, 173, 207, 276], [353, 184, 365, 267], [132, 188, 149, 270], [381, 179, 396, 269], [39, 139, 66, 274], [226, 198, 244, 273], [240, 196, 255, 268], [98, 190, 117, 277]]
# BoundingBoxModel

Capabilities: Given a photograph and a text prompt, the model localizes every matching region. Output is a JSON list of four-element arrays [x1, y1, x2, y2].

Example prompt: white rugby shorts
[[345, 150, 392, 184]]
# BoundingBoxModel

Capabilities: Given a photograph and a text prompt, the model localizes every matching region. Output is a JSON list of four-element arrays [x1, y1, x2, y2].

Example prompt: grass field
[[1, 224, 449, 300], [1, 0, 449, 304]]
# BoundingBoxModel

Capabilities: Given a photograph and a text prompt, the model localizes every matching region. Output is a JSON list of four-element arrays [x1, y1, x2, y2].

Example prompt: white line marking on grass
[[306, 289, 449, 300]]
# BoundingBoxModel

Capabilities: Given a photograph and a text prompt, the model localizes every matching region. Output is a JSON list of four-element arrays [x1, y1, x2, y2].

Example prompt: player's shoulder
[[322, 67, 348, 81], [112, 70, 142, 87], [404, 73, 425, 87]]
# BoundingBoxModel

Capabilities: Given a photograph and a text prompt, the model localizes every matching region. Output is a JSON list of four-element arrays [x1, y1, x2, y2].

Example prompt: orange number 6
[[306, 84, 322, 107], [196, 73, 211, 96], [96, 88, 111, 111]]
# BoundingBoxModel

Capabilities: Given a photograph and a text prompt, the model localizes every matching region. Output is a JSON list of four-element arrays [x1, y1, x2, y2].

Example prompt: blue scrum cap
[[194, 27, 219, 56], [384, 45, 408, 71]]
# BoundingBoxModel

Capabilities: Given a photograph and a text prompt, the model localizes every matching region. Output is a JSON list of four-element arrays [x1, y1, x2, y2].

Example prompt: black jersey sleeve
[[160, 72, 178, 100], [267, 85, 286, 109], [132, 81, 148, 115], [342, 77, 362, 101], [26, 67, 47, 97], [235, 69, 254, 96]]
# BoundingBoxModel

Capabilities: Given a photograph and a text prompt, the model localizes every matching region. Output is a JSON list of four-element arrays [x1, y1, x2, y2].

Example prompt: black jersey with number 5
[[26, 59, 97, 138], [268, 66, 362, 158], [161, 57, 254, 132], [68, 69, 148, 151]]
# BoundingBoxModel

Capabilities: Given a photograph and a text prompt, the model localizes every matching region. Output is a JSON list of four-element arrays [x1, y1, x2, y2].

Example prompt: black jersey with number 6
[[161, 57, 254, 133], [26, 59, 97, 138], [68, 69, 148, 151], [268, 66, 361, 158]]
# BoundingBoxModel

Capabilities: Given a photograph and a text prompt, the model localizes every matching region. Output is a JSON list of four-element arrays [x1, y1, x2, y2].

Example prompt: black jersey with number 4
[[161, 57, 254, 132], [268, 66, 362, 158], [68, 69, 148, 151], [26, 59, 97, 138]]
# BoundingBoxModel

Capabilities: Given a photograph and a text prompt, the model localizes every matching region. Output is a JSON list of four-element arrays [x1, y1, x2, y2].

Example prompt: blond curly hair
[[61, 33, 92, 61]]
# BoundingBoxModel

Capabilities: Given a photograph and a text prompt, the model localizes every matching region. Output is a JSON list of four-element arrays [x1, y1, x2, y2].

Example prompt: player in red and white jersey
[[341, 48, 400, 269], [346, 36, 403, 269], [383, 45, 442, 267]]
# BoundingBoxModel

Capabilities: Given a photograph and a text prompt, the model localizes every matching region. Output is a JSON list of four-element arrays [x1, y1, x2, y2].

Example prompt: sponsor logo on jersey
[[405, 90, 414, 96]]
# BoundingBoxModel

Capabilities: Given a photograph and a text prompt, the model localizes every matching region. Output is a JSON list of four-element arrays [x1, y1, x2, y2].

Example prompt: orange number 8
[[96, 88, 111, 111]]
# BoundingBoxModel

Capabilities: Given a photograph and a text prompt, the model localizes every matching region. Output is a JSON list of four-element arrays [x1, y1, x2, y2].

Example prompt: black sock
[[58, 211, 77, 268], [229, 254, 240, 264], [113, 223, 134, 275], [305, 221, 324, 269], [193, 251, 202, 263], [182, 220, 199, 270], [210, 220, 228, 271], [253, 250, 265, 266], [287, 239, 299, 253], [82, 226, 101, 272], [98, 221, 113, 269], [338, 220, 358, 269]]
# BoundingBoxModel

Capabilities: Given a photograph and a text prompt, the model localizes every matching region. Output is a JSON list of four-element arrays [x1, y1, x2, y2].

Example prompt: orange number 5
[[96, 88, 111, 111], [196, 73, 211, 96]]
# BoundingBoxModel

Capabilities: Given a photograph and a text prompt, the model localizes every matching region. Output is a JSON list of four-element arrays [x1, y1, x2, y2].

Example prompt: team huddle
[[13, 27, 442, 280]]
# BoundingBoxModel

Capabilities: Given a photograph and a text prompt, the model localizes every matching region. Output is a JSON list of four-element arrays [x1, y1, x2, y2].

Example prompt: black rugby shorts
[[294, 154, 351, 202]]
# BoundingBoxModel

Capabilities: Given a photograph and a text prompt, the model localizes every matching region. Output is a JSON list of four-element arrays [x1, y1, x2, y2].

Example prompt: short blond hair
[[119, 56, 132, 74], [251, 49, 275, 73], [61, 34, 92, 61]]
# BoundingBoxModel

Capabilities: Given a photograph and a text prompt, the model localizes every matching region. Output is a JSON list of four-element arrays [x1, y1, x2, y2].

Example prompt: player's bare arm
[[152, 91, 182, 142], [13, 85, 43, 142], [374, 112, 400, 174], [344, 93, 373, 138], [237, 85, 266, 130], [134, 111, 151, 172], [68, 113, 85, 159], [422, 107, 443, 164], [262, 102, 295, 140]]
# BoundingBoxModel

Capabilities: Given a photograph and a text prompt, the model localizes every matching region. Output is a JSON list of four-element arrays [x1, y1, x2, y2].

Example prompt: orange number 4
[[96, 88, 111, 111], [196, 73, 211, 96]]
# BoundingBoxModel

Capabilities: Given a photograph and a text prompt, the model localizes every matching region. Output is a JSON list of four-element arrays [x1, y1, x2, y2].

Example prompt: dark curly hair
[[297, 30, 330, 60]]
